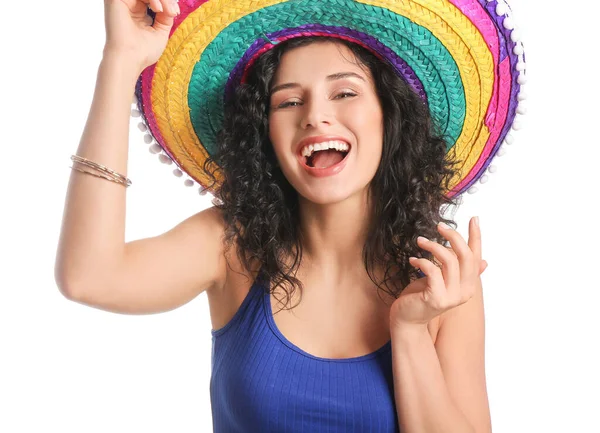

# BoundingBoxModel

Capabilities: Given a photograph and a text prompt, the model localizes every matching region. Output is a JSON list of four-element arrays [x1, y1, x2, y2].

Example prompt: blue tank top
[[210, 272, 400, 432]]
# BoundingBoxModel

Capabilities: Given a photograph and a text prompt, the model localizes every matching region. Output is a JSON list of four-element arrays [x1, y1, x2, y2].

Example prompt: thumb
[[479, 259, 488, 275]]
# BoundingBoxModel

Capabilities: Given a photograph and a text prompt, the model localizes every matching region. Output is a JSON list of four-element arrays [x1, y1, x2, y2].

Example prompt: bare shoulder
[[63, 205, 232, 315], [197, 206, 259, 289], [201, 208, 263, 330], [161, 205, 230, 295], [192, 205, 228, 292]]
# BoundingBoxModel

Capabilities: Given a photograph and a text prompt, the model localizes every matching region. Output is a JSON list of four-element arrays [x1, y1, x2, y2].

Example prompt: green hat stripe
[[189, 0, 466, 155]]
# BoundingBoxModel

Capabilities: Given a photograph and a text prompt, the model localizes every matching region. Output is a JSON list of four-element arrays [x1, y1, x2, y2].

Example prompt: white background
[[1, 0, 599, 432]]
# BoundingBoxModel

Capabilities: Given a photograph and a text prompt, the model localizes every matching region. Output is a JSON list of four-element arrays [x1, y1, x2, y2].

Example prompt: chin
[[279, 161, 376, 206], [296, 182, 369, 206]]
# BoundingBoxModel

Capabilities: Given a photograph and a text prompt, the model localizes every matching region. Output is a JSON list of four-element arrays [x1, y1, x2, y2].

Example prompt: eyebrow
[[270, 71, 366, 95]]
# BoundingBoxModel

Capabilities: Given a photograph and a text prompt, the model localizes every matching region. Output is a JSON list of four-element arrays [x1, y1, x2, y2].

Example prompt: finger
[[148, 0, 163, 13], [416, 237, 460, 293], [468, 216, 482, 261], [119, 0, 146, 11], [437, 221, 473, 262], [408, 257, 445, 288], [437, 221, 476, 294], [480, 260, 488, 274], [417, 237, 457, 270], [161, 0, 180, 15], [444, 245, 458, 258], [408, 257, 447, 305], [152, 1, 176, 29]]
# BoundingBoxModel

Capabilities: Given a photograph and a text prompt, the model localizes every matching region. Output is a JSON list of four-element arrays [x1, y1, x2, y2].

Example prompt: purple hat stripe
[[224, 25, 427, 105]]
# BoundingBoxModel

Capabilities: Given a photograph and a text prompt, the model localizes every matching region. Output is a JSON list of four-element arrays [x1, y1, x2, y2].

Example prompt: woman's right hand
[[103, 0, 180, 74]]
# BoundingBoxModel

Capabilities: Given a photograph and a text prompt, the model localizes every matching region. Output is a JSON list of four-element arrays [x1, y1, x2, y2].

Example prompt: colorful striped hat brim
[[132, 0, 526, 199]]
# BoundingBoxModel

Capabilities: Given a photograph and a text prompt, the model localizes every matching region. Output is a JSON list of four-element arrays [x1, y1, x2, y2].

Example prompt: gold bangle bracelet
[[71, 155, 131, 185], [69, 165, 130, 187], [70, 155, 132, 186]]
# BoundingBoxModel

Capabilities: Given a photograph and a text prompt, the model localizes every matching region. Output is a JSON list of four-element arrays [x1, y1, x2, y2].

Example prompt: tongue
[[311, 149, 345, 168]]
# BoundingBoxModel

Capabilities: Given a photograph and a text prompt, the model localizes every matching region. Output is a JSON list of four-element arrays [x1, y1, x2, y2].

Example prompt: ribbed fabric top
[[210, 273, 399, 432]]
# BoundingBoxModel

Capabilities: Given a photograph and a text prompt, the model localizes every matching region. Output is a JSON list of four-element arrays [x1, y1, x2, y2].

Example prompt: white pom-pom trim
[[513, 43, 524, 56], [510, 29, 520, 43], [158, 154, 173, 165], [495, 2, 508, 16], [149, 143, 162, 154], [134, 117, 204, 187], [464, 2, 528, 199], [464, 101, 527, 196]]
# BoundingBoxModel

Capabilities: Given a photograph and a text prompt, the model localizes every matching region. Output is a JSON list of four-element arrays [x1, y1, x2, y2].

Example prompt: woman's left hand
[[389, 216, 487, 330]]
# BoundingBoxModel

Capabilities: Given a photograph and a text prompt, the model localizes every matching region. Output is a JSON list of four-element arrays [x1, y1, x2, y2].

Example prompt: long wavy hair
[[203, 36, 463, 311]]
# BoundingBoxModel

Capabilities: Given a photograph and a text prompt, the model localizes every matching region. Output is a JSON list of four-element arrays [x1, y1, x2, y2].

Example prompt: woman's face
[[268, 41, 384, 205]]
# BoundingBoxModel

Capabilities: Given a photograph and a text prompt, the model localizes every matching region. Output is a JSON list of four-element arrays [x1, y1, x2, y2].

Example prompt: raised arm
[[54, 0, 227, 314]]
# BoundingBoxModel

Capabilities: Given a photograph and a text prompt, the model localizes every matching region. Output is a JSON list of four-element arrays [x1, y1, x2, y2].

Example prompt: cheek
[[345, 101, 383, 142], [268, 114, 295, 162], [268, 115, 284, 151], [345, 98, 382, 127]]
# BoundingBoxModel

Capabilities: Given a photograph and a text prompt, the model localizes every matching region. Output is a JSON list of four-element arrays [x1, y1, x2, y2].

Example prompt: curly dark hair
[[203, 36, 463, 311]]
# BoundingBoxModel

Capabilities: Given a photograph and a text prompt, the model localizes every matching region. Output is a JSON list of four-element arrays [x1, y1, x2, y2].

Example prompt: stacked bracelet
[[69, 155, 132, 187]]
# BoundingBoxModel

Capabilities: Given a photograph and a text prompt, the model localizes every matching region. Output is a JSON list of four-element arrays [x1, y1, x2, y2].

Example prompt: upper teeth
[[301, 140, 350, 158]]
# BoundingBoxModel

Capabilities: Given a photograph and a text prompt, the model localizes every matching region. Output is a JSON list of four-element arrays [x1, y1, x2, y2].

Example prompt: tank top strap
[[210, 273, 265, 339]]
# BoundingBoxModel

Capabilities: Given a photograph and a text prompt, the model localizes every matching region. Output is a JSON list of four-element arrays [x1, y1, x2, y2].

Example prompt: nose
[[300, 97, 333, 129]]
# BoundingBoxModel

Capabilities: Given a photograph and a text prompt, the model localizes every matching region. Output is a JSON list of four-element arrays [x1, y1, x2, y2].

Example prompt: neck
[[297, 189, 373, 282]]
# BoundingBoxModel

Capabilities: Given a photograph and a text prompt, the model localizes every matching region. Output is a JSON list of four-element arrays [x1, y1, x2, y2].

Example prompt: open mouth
[[304, 148, 350, 168]]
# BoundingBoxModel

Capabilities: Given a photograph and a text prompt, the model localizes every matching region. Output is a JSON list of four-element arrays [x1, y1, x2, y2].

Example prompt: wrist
[[390, 322, 430, 343], [101, 46, 146, 77]]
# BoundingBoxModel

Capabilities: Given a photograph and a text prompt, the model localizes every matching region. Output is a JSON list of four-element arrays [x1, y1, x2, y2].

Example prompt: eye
[[335, 91, 357, 99], [277, 100, 301, 109], [274, 91, 357, 109]]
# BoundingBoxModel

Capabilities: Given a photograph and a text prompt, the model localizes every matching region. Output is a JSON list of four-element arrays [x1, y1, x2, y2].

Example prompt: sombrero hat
[[132, 0, 526, 199]]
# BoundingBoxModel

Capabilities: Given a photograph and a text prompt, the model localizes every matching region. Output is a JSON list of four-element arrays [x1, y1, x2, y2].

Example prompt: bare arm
[[64, 206, 228, 315], [54, 50, 226, 314], [54, 51, 137, 295]]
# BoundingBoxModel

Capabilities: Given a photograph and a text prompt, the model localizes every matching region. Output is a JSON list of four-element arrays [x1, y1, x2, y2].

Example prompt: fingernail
[[438, 221, 450, 230], [474, 216, 480, 227], [417, 236, 430, 243]]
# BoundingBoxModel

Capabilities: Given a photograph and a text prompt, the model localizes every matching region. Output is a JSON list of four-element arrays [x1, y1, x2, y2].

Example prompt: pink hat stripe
[[448, 0, 510, 193], [457, 57, 511, 191]]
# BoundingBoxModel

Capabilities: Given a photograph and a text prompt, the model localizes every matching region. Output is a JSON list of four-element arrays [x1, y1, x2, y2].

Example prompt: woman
[[56, 0, 524, 431]]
